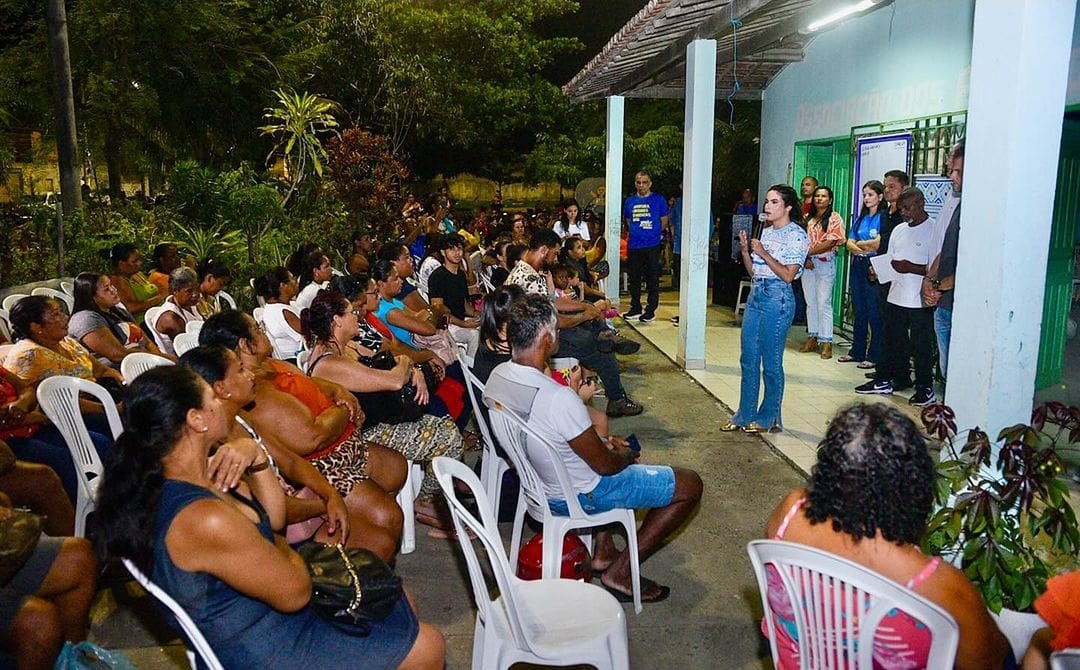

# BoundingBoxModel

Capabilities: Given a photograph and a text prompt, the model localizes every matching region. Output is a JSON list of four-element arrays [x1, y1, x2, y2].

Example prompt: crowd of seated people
[[1, 191, 1061, 670]]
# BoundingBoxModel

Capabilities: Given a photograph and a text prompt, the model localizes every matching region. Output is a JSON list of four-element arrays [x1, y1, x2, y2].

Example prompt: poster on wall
[[914, 174, 953, 221], [852, 133, 911, 216]]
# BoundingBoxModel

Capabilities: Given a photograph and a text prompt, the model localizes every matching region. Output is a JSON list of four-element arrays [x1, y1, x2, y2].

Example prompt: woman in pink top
[[762, 403, 1010, 670]]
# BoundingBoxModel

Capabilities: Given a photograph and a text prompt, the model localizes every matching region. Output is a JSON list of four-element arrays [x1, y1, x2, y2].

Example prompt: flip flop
[[600, 576, 671, 604]]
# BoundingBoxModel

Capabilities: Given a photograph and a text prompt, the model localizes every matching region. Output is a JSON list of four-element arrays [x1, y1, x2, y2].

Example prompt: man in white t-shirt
[[856, 188, 937, 406], [483, 294, 702, 604]]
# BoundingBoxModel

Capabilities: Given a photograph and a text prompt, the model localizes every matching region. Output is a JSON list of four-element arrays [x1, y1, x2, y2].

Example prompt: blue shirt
[[623, 192, 669, 249], [374, 297, 418, 349], [851, 212, 882, 256]]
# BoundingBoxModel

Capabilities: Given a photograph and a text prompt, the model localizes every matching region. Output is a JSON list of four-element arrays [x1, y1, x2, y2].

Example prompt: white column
[[946, 0, 1076, 436], [604, 96, 625, 303], [677, 39, 717, 370]]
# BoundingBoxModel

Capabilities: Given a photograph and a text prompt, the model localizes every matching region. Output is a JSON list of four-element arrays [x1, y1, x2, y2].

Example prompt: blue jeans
[[733, 278, 795, 428], [934, 306, 952, 379], [848, 256, 882, 362]]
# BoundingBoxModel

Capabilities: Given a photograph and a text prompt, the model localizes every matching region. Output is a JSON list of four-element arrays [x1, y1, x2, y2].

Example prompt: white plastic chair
[[250, 278, 266, 307], [36, 377, 124, 537], [143, 305, 167, 350], [296, 348, 311, 373], [747, 539, 960, 670], [122, 559, 225, 670], [0, 308, 11, 342], [433, 457, 629, 670], [185, 320, 204, 336], [396, 460, 423, 555], [172, 332, 199, 357], [485, 401, 643, 614], [0, 343, 13, 361], [121, 352, 174, 384], [60, 280, 74, 296], [31, 287, 74, 313], [455, 344, 512, 522], [734, 279, 751, 319], [1052, 649, 1080, 670], [216, 289, 237, 310], [1, 293, 28, 311]]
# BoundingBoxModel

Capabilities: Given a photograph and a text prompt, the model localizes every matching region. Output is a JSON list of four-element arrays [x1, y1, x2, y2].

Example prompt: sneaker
[[606, 396, 644, 417], [623, 308, 643, 320], [909, 386, 936, 407], [671, 316, 679, 326], [855, 379, 893, 395], [639, 312, 656, 323]]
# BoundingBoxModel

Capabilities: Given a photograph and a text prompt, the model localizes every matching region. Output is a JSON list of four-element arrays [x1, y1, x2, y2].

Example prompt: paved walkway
[[622, 287, 927, 476], [90, 325, 804, 669]]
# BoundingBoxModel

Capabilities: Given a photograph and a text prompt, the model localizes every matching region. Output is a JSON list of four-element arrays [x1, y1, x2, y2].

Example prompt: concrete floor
[[88, 323, 802, 669]]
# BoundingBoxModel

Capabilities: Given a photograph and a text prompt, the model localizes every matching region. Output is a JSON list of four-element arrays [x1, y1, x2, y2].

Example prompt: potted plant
[[920, 402, 1080, 657]]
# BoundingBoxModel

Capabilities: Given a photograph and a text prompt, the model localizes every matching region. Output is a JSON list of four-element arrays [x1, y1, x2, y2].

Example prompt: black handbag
[[357, 352, 425, 425], [297, 542, 403, 635], [0, 509, 42, 585]]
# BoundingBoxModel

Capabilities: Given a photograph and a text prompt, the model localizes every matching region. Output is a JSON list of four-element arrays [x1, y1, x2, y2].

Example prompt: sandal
[[742, 422, 765, 434], [462, 430, 482, 451], [837, 354, 858, 363], [720, 422, 744, 432], [600, 574, 671, 604], [856, 360, 876, 369]]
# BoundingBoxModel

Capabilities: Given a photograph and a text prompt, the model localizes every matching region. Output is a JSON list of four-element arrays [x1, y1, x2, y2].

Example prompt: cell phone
[[626, 434, 641, 454]]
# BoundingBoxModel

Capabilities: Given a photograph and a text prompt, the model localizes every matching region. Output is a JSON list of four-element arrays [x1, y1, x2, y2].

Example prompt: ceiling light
[[804, 0, 878, 33]]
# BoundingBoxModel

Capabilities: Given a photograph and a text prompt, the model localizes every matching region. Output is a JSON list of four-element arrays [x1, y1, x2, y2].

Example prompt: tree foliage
[[325, 128, 409, 229]]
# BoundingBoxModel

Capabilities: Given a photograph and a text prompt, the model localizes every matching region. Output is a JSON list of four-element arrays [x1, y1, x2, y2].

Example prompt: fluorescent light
[[805, 0, 877, 32]]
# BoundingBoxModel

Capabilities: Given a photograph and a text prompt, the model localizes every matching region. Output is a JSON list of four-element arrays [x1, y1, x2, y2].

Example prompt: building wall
[[759, 0, 1080, 190]]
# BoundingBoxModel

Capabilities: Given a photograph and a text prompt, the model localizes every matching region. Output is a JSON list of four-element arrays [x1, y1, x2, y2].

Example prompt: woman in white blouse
[[254, 267, 305, 362]]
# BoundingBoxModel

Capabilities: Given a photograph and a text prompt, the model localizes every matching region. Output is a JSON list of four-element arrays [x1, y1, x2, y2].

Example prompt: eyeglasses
[[365, 290, 379, 296], [253, 321, 267, 334]]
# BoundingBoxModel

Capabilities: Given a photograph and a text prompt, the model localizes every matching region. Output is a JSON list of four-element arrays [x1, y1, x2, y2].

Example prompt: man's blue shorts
[[548, 464, 676, 515]]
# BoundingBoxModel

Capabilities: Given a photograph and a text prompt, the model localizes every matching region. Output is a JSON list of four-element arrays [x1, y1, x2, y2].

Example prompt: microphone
[[753, 213, 766, 240]]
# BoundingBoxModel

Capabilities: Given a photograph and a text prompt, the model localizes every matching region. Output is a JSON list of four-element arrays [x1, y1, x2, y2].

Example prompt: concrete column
[[604, 96, 625, 303], [677, 39, 717, 370], [946, 0, 1076, 437]]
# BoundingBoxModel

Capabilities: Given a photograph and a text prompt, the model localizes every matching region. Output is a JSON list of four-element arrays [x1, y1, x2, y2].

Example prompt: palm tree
[[259, 89, 339, 206]]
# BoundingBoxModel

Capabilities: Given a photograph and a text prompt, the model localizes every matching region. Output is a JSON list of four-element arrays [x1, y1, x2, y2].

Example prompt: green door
[[793, 137, 854, 328], [1036, 119, 1080, 388]]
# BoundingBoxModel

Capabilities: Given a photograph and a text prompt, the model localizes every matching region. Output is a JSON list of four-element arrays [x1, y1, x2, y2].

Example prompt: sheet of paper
[[869, 254, 899, 284]]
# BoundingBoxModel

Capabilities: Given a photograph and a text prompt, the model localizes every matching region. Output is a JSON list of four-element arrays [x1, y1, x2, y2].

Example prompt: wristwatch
[[929, 277, 942, 290]]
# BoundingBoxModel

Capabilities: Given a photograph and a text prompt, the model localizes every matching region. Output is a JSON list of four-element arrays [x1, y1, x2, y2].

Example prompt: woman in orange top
[[798, 186, 846, 359]]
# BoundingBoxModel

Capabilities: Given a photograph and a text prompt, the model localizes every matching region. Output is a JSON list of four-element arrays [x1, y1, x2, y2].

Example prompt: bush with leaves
[[921, 402, 1080, 612], [325, 128, 409, 231]]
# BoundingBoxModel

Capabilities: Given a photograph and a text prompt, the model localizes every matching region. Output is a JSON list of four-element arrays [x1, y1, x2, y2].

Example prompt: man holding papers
[[855, 187, 937, 406]]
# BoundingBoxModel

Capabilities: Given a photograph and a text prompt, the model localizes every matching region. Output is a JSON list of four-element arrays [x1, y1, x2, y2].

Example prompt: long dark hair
[[72, 272, 134, 340], [767, 184, 803, 226], [480, 284, 525, 346], [808, 186, 834, 232], [94, 365, 208, 569], [857, 180, 885, 222], [559, 198, 581, 226], [199, 309, 255, 350], [371, 258, 396, 284]]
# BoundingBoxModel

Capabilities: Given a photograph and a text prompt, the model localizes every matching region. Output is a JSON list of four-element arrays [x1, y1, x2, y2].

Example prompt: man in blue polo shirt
[[622, 171, 669, 323]]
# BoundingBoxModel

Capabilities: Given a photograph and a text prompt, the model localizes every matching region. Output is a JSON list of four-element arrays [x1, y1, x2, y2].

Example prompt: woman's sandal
[[856, 360, 876, 369], [836, 354, 858, 363], [720, 422, 743, 432]]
